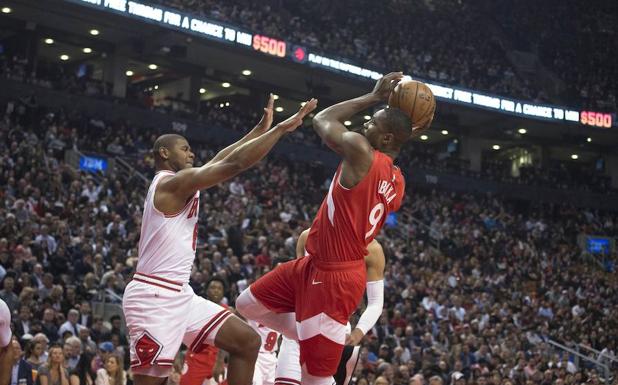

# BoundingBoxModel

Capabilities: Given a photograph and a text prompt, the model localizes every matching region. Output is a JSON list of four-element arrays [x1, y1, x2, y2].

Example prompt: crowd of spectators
[[146, 0, 544, 103], [482, 0, 616, 111], [0, 88, 617, 385], [144, 0, 615, 110]]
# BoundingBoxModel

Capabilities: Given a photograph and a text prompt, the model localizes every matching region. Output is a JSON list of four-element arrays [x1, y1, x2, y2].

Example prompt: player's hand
[[254, 93, 275, 133], [371, 72, 404, 101], [212, 360, 225, 383], [275, 98, 318, 132], [345, 328, 365, 346]]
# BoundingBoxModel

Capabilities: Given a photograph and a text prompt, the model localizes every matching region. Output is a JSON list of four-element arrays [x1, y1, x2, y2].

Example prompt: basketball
[[388, 79, 436, 132]]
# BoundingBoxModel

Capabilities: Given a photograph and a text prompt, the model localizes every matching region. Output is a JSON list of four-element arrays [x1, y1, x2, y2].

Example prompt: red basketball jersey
[[305, 150, 405, 262]]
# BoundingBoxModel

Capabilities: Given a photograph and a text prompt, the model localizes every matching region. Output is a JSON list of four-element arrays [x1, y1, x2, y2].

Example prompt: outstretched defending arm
[[208, 94, 275, 165], [158, 98, 317, 200]]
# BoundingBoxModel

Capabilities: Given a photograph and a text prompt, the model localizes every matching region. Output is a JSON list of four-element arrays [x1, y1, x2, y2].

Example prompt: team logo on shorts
[[133, 331, 163, 367]]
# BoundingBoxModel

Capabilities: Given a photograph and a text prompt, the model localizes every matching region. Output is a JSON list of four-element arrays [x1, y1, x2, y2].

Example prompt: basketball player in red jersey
[[180, 277, 228, 385], [123, 95, 317, 385], [274, 229, 386, 385], [237, 72, 412, 385]]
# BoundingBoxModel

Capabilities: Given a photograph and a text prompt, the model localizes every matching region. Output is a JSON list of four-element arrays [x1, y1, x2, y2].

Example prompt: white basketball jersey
[[136, 170, 200, 283], [248, 319, 280, 355]]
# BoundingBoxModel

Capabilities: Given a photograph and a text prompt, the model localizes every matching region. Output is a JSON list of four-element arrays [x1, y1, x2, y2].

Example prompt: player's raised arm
[[207, 94, 275, 165], [159, 98, 317, 202], [312, 72, 403, 174]]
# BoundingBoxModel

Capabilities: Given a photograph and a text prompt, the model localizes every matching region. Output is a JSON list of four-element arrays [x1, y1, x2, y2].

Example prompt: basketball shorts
[[123, 272, 233, 376], [250, 256, 366, 376], [180, 346, 219, 385], [253, 352, 277, 385]]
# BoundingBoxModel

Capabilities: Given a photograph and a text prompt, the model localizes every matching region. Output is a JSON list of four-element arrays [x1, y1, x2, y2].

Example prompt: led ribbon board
[[67, 0, 614, 126]]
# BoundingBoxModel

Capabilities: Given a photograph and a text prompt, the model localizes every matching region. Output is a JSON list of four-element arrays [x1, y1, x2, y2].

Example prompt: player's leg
[[333, 345, 361, 385], [236, 289, 297, 339], [184, 294, 260, 385], [214, 316, 261, 385], [274, 337, 302, 385], [276, 333, 359, 385], [236, 259, 300, 339], [295, 259, 366, 385]]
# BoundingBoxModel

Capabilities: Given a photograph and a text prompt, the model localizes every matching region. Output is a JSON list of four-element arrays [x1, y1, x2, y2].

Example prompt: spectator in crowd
[[8, 338, 34, 385], [58, 310, 85, 340], [69, 352, 96, 385], [95, 355, 126, 385], [24, 338, 46, 367], [37, 344, 70, 385]]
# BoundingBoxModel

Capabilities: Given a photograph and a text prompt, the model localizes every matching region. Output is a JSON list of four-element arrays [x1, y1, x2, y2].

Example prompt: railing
[[397, 209, 443, 251], [576, 343, 618, 366], [544, 339, 613, 384], [92, 300, 127, 333], [114, 156, 149, 192]]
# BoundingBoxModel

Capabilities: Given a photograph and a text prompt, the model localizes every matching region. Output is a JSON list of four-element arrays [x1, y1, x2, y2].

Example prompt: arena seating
[[1, 90, 616, 384]]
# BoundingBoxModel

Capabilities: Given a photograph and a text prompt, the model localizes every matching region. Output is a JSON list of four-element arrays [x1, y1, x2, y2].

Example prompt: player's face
[[207, 281, 224, 304], [362, 109, 389, 150], [168, 138, 195, 171]]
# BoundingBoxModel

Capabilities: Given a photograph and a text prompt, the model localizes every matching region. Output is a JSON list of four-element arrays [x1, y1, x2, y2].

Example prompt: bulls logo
[[134, 331, 163, 367]]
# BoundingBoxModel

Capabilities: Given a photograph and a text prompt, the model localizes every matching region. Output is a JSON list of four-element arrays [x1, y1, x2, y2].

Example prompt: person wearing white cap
[[1, 298, 15, 385]]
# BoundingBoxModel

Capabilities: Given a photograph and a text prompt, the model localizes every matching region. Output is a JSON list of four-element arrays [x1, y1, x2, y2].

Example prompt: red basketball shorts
[[250, 256, 366, 376]]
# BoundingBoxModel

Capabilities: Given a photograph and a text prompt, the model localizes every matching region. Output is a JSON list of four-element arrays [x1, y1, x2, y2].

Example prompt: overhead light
[[441, 130, 449, 135], [587, 137, 592, 143], [225, 102, 230, 106], [154, 85, 159, 90], [344, 121, 352, 126], [221, 82, 231, 88], [59, 54, 69, 61], [1, 7, 11, 14], [82, 47, 92, 54], [125, 70, 134, 76], [89, 29, 100, 36], [272, 94, 280, 100], [199, 88, 206, 94], [420, 135, 428, 141], [219, 103, 224, 108], [241, 69, 252, 76], [275, 106, 284, 112], [44, 38, 54, 45], [492, 144, 501, 150], [364, 115, 371, 120], [571, 154, 579, 160], [518, 128, 527, 134], [148, 64, 158, 70]]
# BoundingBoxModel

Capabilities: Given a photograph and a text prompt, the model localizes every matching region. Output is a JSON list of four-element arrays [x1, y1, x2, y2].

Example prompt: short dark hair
[[153, 134, 186, 160], [383, 107, 412, 145], [206, 276, 227, 292]]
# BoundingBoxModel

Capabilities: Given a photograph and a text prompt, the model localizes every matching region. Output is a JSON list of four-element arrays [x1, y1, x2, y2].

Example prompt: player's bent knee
[[215, 315, 260, 357], [235, 288, 263, 320]]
